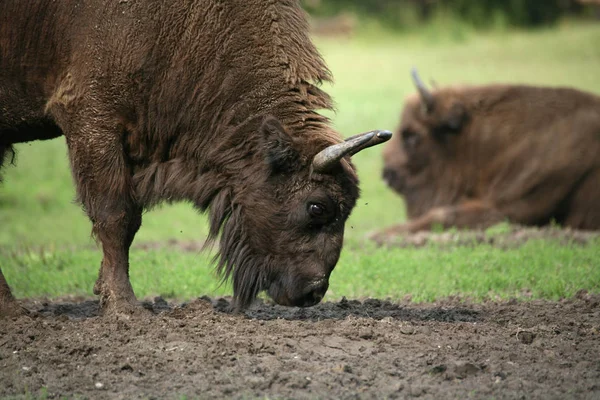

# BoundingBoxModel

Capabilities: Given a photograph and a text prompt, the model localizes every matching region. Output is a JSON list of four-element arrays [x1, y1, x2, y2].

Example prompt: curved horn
[[411, 67, 434, 112], [312, 130, 392, 173]]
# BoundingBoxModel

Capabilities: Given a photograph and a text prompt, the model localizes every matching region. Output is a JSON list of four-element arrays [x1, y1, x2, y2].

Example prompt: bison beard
[[0, 0, 391, 316], [213, 206, 266, 311]]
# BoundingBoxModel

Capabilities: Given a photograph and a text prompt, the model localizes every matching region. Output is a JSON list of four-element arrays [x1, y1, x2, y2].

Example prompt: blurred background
[[1, 0, 599, 300], [2, 0, 600, 248], [303, 0, 599, 34]]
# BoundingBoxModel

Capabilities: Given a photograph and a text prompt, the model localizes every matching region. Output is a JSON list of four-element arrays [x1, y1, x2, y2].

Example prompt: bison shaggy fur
[[0, 0, 389, 316], [373, 78, 600, 242]]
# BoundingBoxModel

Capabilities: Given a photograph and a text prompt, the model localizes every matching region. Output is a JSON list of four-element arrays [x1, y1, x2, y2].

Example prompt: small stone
[[95, 382, 104, 389], [544, 349, 556, 358], [359, 328, 373, 340], [494, 371, 507, 381], [400, 325, 415, 335]]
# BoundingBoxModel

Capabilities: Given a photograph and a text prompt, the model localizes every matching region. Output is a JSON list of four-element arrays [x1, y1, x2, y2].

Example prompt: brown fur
[[374, 84, 600, 240], [0, 0, 362, 315]]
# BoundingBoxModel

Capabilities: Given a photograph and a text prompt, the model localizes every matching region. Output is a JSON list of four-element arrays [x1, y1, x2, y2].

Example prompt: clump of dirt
[[1, 292, 599, 399]]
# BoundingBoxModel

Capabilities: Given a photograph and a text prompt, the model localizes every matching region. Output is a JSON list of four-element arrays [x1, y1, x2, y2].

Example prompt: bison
[[0, 0, 391, 317], [371, 69, 600, 242]]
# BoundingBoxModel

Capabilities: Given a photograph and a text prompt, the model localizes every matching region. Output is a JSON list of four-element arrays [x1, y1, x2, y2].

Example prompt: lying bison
[[0, 0, 391, 316], [371, 69, 600, 242]]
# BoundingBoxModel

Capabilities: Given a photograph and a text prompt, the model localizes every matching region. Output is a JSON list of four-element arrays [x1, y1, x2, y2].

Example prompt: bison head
[[381, 70, 469, 215], [212, 116, 391, 310]]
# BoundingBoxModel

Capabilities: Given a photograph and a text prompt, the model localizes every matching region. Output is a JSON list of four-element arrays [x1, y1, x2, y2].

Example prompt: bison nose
[[296, 279, 329, 308], [382, 167, 405, 193]]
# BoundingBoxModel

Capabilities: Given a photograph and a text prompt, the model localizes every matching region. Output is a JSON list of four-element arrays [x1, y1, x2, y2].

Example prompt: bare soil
[[1, 292, 599, 400], [372, 226, 600, 249]]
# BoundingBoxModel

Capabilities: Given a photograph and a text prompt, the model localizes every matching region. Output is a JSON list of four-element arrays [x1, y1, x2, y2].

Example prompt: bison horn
[[411, 67, 434, 112], [312, 130, 392, 173]]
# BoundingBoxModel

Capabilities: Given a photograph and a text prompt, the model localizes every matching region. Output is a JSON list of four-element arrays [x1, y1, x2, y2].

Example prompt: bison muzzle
[[0, 0, 391, 316]]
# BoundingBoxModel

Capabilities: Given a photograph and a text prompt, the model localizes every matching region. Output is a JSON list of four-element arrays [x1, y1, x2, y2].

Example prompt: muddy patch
[[1, 293, 599, 399]]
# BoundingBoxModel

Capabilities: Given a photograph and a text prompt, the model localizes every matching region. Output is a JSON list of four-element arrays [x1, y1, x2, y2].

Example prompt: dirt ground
[[2, 228, 599, 399], [1, 291, 599, 400]]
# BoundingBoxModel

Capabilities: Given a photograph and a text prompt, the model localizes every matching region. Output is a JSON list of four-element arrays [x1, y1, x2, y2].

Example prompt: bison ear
[[261, 116, 300, 174], [443, 103, 467, 132]]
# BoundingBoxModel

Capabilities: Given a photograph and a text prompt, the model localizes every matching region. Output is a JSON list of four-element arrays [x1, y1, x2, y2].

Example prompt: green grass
[[4, 240, 599, 303], [2, 24, 600, 303]]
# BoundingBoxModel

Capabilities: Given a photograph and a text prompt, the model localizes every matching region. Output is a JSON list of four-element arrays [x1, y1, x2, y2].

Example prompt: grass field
[[2, 23, 600, 303]]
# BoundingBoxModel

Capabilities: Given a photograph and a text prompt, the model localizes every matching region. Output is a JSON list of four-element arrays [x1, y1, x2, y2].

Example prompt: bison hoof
[[99, 296, 150, 319], [0, 299, 31, 319]]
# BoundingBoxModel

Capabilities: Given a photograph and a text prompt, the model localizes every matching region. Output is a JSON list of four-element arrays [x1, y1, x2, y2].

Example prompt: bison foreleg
[[370, 200, 505, 244], [0, 267, 29, 317], [59, 109, 143, 316], [90, 203, 143, 315]]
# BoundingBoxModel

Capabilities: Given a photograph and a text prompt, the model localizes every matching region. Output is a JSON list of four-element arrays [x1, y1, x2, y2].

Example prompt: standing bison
[[372, 69, 600, 242], [0, 0, 391, 316]]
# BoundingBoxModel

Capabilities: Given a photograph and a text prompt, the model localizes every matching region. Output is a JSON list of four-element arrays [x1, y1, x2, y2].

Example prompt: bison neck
[[122, 0, 339, 208], [131, 100, 334, 209]]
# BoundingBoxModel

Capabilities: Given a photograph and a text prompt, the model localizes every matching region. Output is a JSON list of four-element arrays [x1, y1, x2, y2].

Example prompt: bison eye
[[308, 203, 326, 218], [402, 129, 419, 149]]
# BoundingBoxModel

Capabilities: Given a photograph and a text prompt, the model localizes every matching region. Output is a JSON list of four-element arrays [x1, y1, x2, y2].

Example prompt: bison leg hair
[[406, 201, 505, 232], [0, 268, 28, 317], [57, 106, 143, 315], [0, 146, 27, 317], [90, 205, 143, 315]]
